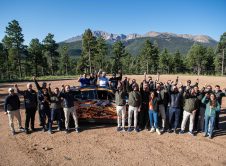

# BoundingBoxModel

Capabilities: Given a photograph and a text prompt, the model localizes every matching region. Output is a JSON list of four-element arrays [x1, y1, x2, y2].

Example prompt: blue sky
[[0, 0, 225, 44]]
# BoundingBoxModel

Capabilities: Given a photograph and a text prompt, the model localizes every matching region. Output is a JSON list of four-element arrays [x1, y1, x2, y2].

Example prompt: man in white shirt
[[98, 70, 109, 87]]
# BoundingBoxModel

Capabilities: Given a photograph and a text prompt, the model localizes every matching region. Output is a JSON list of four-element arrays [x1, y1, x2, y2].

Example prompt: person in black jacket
[[109, 70, 122, 93], [213, 85, 226, 129], [4, 88, 24, 135], [33, 76, 48, 126], [15, 83, 37, 134], [167, 83, 184, 133], [49, 86, 63, 133], [38, 88, 51, 133], [60, 85, 79, 133], [139, 82, 150, 131]]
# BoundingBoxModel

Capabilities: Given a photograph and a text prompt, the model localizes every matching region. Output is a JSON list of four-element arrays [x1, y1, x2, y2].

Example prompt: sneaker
[[57, 128, 62, 131], [25, 129, 29, 134], [116, 127, 122, 132], [179, 130, 185, 134], [150, 128, 155, 133], [127, 127, 132, 132], [203, 133, 208, 137], [31, 128, 36, 132], [168, 129, 173, 133], [160, 128, 166, 132], [208, 135, 213, 139], [65, 129, 69, 134], [156, 129, 161, 135], [188, 131, 195, 136], [174, 129, 178, 134], [11, 131, 15, 136], [42, 128, 47, 132], [134, 128, 140, 132], [75, 128, 79, 133], [121, 127, 126, 132], [48, 130, 53, 134], [19, 127, 24, 132]]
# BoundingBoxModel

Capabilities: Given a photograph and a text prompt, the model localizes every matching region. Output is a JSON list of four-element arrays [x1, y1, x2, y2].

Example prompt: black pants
[[197, 107, 205, 132], [40, 109, 51, 129], [25, 107, 37, 130], [215, 111, 220, 129], [138, 104, 149, 130]]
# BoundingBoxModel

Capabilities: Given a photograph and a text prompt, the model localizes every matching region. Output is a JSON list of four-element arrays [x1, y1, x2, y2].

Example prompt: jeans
[[169, 107, 181, 130], [25, 107, 36, 130], [40, 109, 51, 130], [148, 110, 158, 129], [49, 108, 62, 131], [204, 115, 215, 137]]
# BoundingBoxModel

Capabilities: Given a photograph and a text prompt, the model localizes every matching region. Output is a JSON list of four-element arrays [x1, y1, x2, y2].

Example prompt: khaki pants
[[63, 107, 78, 129], [159, 104, 166, 128], [7, 110, 22, 131], [128, 106, 138, 128], [181, 110, 196, 132], [116, 106, 126, 128]]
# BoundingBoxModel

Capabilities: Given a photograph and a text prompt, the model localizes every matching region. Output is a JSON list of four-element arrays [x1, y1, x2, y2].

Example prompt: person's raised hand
[[14, 84, 18, 89]]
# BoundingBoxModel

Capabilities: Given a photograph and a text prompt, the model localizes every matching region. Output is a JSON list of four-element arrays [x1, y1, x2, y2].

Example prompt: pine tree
[[215, 32, 226, 75], [28, 38, 43, 76], [159, 48, 173, 74], [112, 41, 127, 73], [43, 33, 59, 75], [187, 44, 207, 75], [81, 29, 97, 73], [95, 36, 108, 71], [3, 20, 25, 79]]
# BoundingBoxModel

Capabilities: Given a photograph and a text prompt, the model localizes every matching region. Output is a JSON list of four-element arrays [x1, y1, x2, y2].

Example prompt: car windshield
[[80, 90, 97, 100], [97, 90, 114, 100]]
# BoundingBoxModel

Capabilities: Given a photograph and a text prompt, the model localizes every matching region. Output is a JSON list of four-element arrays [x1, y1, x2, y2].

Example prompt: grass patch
[[0, 75, 78, 83]]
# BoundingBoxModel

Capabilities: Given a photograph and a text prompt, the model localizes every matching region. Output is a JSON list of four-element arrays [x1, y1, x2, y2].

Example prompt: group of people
[[4, 71, 225, 139], [115, 73, 225, 139], [4, 76, 79, 135]]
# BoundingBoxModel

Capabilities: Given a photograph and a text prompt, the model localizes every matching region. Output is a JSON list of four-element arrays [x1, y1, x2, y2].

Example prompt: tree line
[[0, 20, 226, 80]]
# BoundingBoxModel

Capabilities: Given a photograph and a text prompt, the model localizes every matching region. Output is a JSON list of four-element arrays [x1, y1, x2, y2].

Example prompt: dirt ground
[[1, 74, 226, 166]]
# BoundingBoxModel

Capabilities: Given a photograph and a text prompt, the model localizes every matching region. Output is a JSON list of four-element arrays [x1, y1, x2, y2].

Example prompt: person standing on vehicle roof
[[109, 70, 122, 93], [97, 69, 109, 87], [78, 73, 90, 87], [89, 72, 98, 86]]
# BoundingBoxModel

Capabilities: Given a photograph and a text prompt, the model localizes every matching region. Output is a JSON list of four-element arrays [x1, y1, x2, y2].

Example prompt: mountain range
[[59, 30, 218, 56]]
